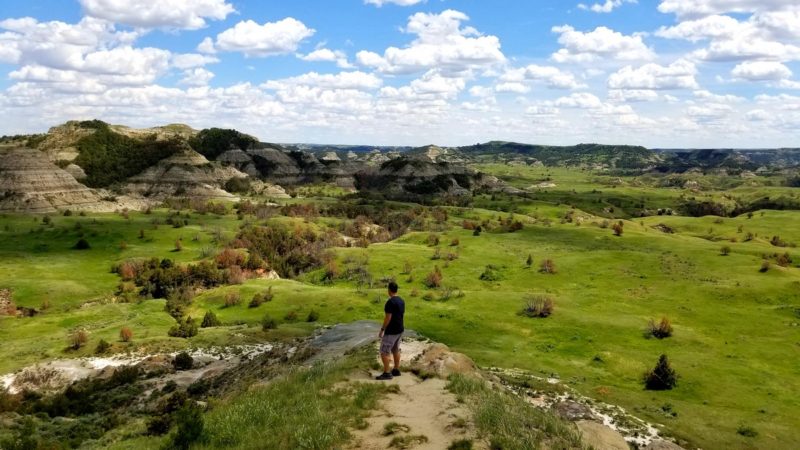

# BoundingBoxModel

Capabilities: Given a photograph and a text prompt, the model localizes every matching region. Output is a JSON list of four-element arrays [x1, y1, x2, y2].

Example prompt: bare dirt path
[[345, 368, 485, 450]]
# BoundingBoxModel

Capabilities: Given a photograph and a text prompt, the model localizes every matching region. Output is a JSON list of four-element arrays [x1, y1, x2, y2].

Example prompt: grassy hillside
[[1, 168, 799, 448], [459, 141, 659, 169]]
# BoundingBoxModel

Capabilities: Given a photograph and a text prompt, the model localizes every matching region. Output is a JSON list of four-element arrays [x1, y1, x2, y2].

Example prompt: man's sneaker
[[391, 368, 401, 377], [375, 372, 393, 381]]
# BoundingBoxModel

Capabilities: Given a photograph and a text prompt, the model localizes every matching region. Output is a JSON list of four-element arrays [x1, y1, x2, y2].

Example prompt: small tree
[[402, 260, 413, 275], [120, 327, 133, 342], [201, 311, 221, 328], [450, 238, 460, 247], [526, 254, 533, 267], [174, 239, 183, 252], [643, 354, 678, 390], [307, 310, 320, 322], [720, 246, 731, 256], [539, 259, 557, 274], [760, 260, 771, 273], [473, 226, 482, 236], [612, 221, 624, 237], [647, 318, 673, 339]]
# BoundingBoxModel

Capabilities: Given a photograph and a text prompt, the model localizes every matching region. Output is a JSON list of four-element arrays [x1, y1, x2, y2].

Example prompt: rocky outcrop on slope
[[218, 146, 363, 188], [355, 155, 497, 197], [126, 147, 247, 200], [0, 148, 105, 213], [33, 121, 197, 165]]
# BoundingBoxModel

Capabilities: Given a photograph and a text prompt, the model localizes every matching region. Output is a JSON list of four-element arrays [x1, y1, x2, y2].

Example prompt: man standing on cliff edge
[[376, 281, 405, 380]]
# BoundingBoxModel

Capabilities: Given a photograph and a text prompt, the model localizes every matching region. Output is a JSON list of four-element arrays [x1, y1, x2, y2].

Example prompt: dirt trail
[[346, 369, 484, 450]]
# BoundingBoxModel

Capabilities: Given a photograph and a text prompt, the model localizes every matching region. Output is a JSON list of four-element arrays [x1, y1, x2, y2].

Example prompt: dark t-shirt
[[384, 296, 405, 335]]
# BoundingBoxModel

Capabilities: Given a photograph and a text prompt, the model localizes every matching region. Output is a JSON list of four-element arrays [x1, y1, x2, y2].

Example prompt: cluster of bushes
[[74, 121, 185, 187], [237, 223, 340, 278], [0, 365, 144, 448], [461, 216, 523, 234], [188, 128, 258, 159]]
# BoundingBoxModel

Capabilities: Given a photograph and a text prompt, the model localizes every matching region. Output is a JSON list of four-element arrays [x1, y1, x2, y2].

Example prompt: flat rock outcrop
[[0, 148, 104, 213]]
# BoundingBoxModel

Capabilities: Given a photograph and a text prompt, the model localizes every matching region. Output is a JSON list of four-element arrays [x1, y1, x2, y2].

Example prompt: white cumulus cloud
[[79, 0, 234, 29], [608, 59, 699, 90], [578, 0, 637, 14], [551, 25, 654, 63], [211, 19, 315, 57], [732, 61, 792, 80], [356, 10, 505, 76]]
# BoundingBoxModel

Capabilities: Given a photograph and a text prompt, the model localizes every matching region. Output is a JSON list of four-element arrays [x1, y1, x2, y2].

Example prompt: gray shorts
[[380, 333, 402, 355]]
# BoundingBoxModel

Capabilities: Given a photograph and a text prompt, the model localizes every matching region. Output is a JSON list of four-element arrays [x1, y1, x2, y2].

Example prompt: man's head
[[388, 281, 398, 296]]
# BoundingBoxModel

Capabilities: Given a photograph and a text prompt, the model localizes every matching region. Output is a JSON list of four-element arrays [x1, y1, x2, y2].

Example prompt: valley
[[1, 122, 799, 449]]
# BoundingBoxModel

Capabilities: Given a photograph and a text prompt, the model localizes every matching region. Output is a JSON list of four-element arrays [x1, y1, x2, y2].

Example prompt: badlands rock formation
[[126, 147, 247, 200], [0, 148, 104, 213]]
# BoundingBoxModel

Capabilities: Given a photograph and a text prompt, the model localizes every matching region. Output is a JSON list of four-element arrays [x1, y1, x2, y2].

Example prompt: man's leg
[[381, 353, 392, 373], [392, 350, 401, 370]]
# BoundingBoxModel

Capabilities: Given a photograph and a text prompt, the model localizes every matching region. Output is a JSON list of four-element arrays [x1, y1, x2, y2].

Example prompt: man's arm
[[379, 313, 392, 337]]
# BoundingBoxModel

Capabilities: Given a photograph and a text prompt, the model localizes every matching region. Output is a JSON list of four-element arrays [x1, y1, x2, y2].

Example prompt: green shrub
[[201, 311, 221, 328], [262, 314, 277, 330], [168, 317, 198, 338], [172, 402, 204, 450], [284, 310, 299, 322], [173, 352, 194, 371], [479, 265, 502, 282], [737, 425, 758, 438], [448, 439, 474, 450], [307, 310, 320, 322], [95, 339, 111, 354], [643, 354, 678, 390], [73, 238, 91, 250]]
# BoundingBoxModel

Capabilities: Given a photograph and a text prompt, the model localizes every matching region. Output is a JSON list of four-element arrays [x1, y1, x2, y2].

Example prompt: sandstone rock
[[576, 421, 629, 450], [644, 439, 685, 450], [0, 148, 104, 213], [552, 400, 597, 421], [65, 163, 87, 180], [411, 343, 477, 378]]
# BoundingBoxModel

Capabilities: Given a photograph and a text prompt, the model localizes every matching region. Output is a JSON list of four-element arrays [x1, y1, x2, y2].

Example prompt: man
[[376, 281, 405, 381]]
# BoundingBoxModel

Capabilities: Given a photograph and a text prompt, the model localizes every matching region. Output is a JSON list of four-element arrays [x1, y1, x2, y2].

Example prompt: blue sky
[[1, 0, 799, 147]]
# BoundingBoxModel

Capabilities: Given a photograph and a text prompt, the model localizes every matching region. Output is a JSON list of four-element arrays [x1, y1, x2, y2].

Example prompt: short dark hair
[[388, 281, 399, 294]]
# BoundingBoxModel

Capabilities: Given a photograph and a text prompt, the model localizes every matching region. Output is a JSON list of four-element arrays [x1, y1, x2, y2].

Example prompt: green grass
[[2, 173, 800, 449], [197, 352, 391, 450], [446, 374, 585, 449]]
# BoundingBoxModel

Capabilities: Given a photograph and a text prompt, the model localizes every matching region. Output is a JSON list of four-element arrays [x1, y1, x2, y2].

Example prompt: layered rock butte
[[0, 148, 104, 213]]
